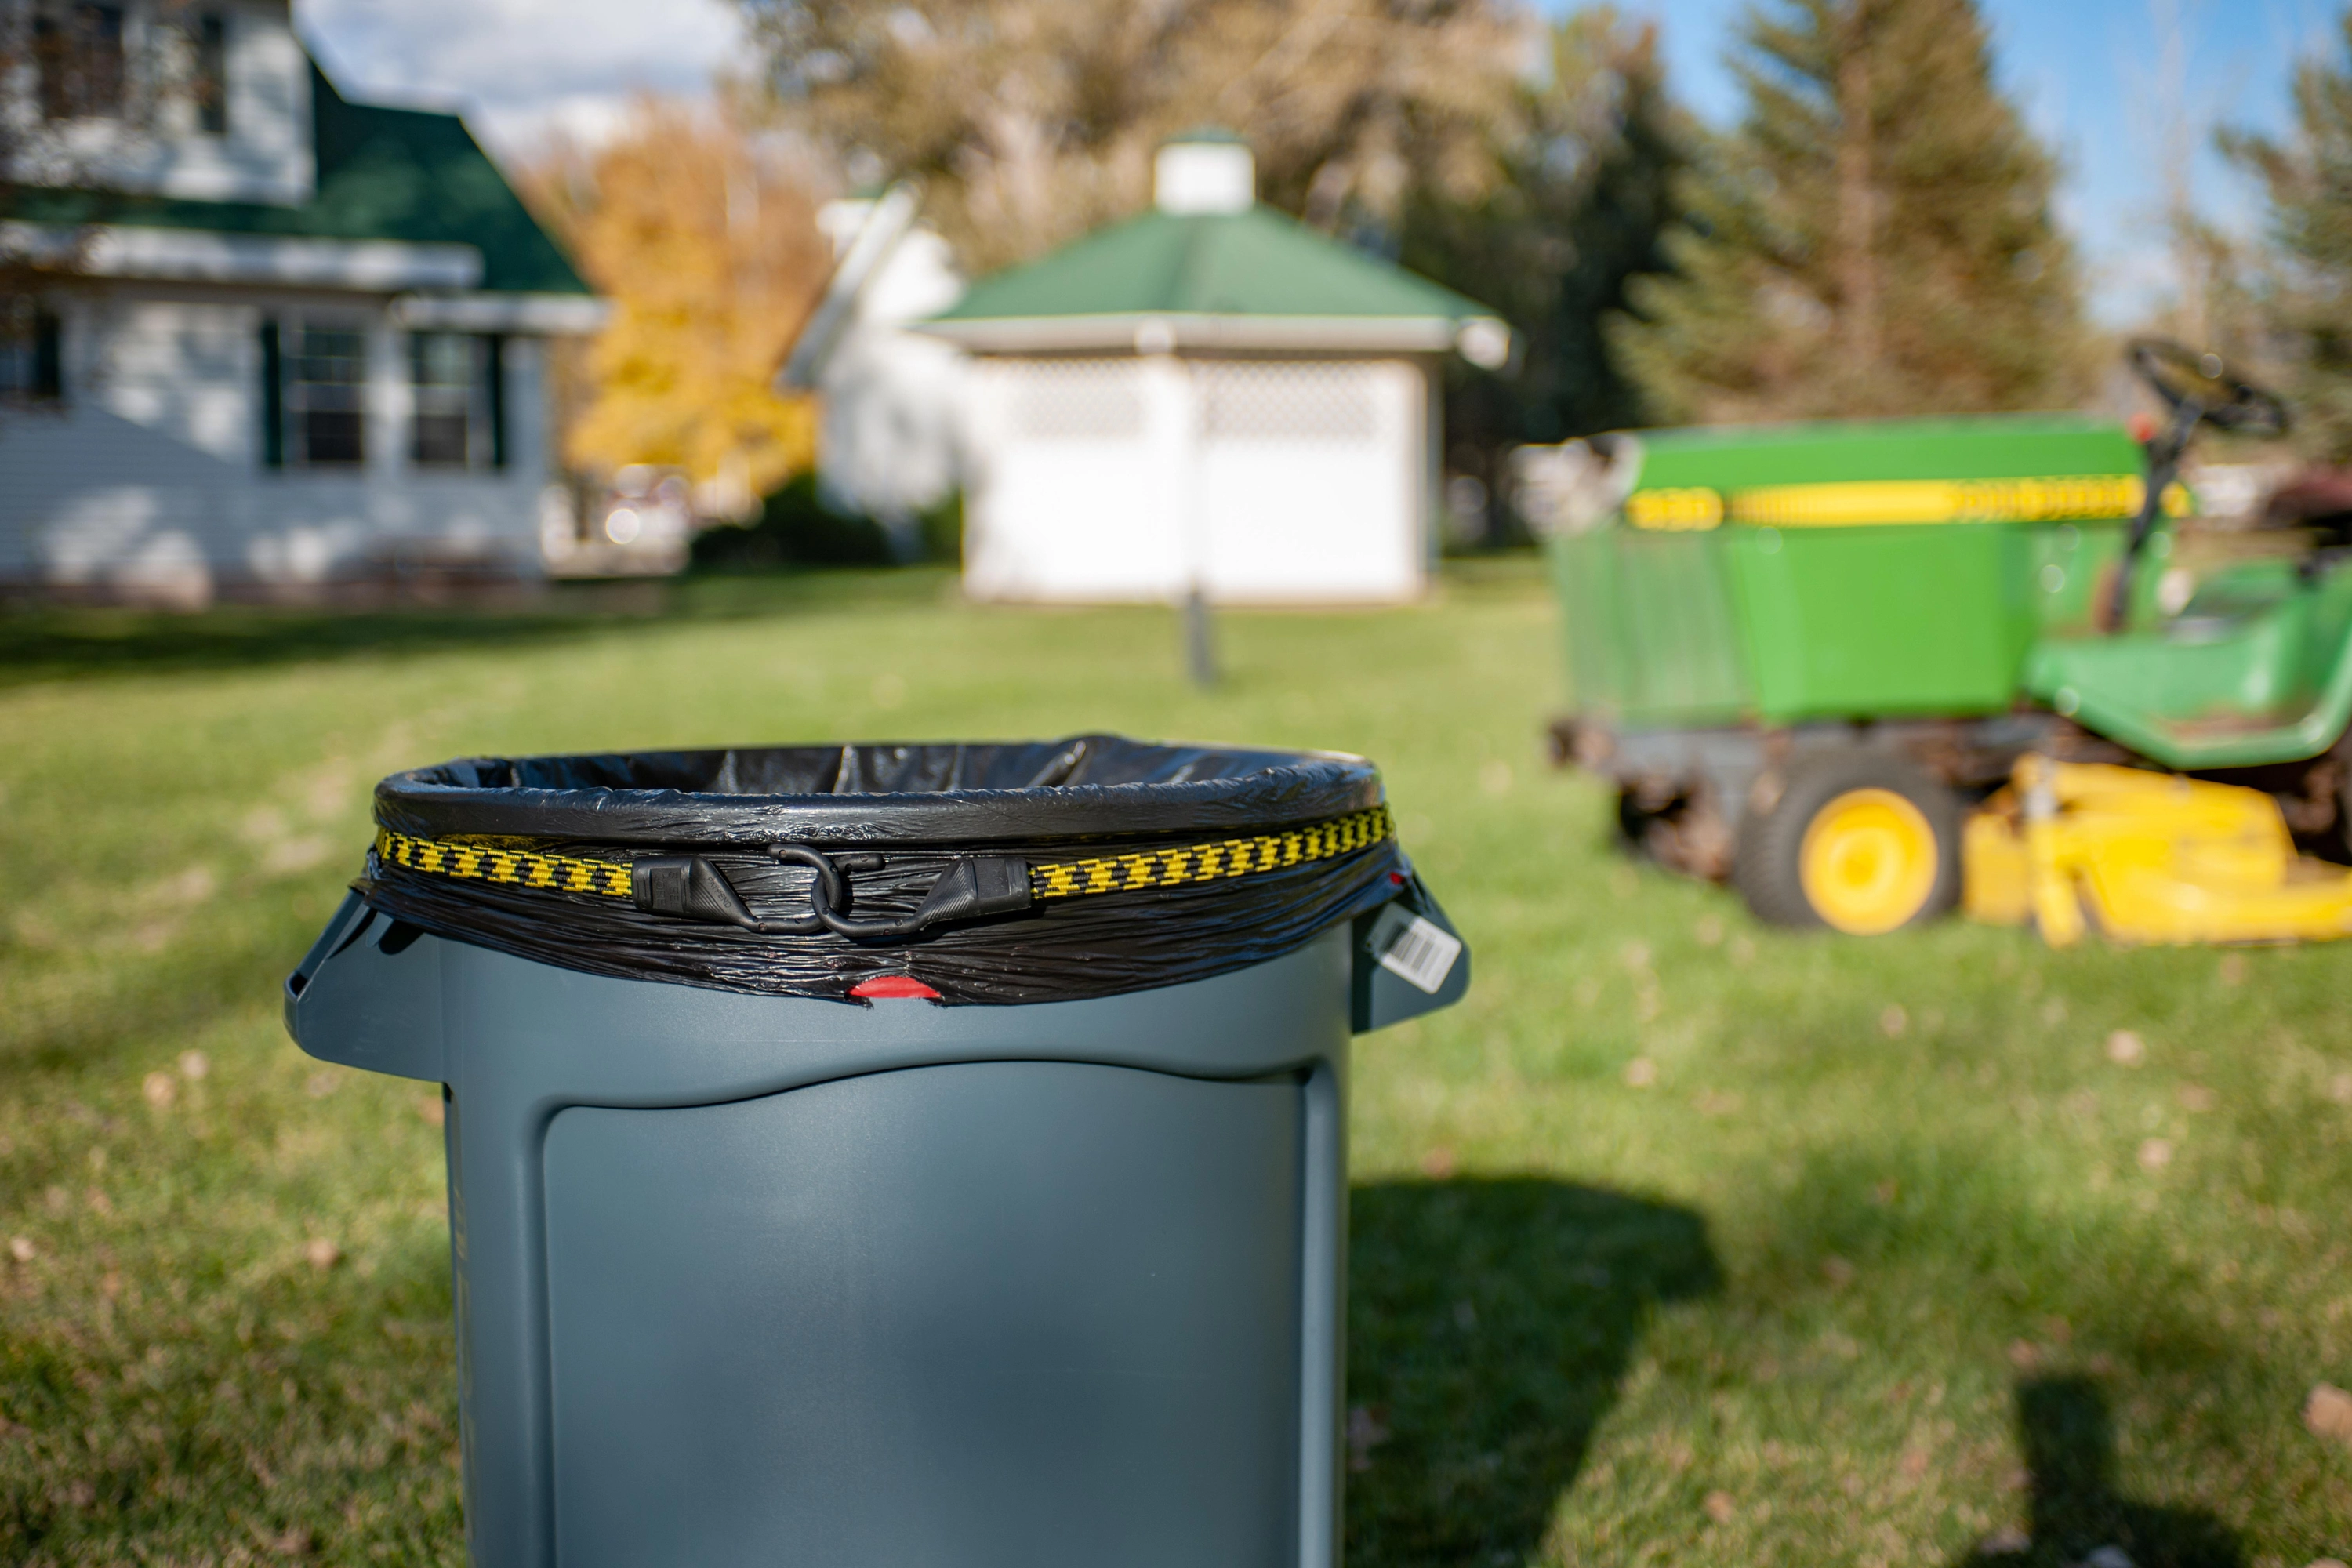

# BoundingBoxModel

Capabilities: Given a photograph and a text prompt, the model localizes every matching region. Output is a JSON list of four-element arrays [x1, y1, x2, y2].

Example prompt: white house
[[0, 1, 604, 604], [913, 132, 1509, 606], [779, 182, 967, 557]]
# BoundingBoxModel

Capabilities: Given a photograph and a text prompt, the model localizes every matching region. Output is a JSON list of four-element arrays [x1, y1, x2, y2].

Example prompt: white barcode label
[[1370, 906, 1461, 995]]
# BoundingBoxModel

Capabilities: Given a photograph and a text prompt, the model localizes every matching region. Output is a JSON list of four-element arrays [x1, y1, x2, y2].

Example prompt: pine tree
[[1611, 0, 2086, 424], [1402, 14, 1684, 450], [2224, 13, 2352, 463]]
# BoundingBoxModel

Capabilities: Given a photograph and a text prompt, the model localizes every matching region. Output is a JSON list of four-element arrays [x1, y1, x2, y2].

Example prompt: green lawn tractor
[[1527, 342, 2352, 944]]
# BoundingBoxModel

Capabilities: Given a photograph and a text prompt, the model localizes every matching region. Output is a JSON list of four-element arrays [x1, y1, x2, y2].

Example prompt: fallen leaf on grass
[[2137, 1138, 2174, 1172], [1623, 1057, 1657, 1088], [2177, 1083, 2216, 1112], [1702, 1489, 1736, 1524], [2304, 1381, 2352, 1446], [6, 1237, 31, 1263], [1419, 1146, 1455, 1178], [2106, 1030, 2146, 1066], [303, 1239, 341, 1272], [1822, 1256, 1857, 1287], [177, 1050, 209, 1080], [142, 1072, 176, 1109], [1899, 1446, 1930, 1478], [2008, 1340, 2042, 1370], [417, 1097, 445, 1127], [2329, 1073, 2352, 1106]]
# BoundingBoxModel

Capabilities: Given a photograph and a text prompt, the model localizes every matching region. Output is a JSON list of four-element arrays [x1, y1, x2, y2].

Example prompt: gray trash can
[[285, 737, 1467, 1568]]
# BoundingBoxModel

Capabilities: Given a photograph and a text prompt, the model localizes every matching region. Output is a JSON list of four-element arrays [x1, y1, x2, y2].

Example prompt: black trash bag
[[355, 735, 1423, 1005]]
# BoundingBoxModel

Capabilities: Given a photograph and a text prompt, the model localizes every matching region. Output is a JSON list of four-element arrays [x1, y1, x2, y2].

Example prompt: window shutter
[[485, 333, 507, 469], [32, 310, 61, 401], [258, 319, 283, 469]]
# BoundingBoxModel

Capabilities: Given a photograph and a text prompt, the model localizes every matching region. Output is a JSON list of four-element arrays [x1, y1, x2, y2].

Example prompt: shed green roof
[[933, 204, 1491, 325], [5, 65, 589, 295]]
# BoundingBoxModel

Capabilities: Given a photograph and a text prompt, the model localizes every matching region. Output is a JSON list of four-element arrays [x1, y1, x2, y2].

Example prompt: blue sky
[[301, 0, 2347, 323], [1613, 0, 2345, 320]]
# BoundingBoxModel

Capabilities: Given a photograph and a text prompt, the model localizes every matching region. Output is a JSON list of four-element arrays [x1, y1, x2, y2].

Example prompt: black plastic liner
[[357, 735, 1418, 1005]]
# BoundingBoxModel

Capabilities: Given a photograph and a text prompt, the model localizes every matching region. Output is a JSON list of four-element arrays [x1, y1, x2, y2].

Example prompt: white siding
[[962, 354, 1428, 605], [0, 284, 552, 603], [1196, 360, 1421, 604]]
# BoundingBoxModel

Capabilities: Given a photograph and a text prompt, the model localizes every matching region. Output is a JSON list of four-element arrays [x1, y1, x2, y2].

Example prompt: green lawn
[[2, 562, 2347, 1566]]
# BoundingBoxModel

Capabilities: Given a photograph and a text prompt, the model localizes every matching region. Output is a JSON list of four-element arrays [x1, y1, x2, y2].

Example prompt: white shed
[[916, 134, 1508, 606]]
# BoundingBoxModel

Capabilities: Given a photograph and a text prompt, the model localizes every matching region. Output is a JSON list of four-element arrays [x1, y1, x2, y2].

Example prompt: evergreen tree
[[1612, 0, 2086, 424], [1402, 13, 1683, 448], [2224, 13, 2352, 463]]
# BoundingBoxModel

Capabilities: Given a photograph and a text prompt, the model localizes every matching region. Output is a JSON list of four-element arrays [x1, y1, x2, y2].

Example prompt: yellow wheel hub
[[1798, 788, 1938, 935]]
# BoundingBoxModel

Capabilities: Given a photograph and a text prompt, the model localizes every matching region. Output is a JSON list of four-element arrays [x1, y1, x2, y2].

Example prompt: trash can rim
[[372, 736, 1386, 848]]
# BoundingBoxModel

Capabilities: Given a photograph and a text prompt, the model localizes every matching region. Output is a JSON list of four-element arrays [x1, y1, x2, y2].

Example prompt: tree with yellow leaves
[[523, 100, 832, 504]]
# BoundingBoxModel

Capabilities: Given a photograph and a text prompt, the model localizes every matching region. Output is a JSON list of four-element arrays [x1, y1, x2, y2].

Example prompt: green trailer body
[[1548, 415, 2153, 729]]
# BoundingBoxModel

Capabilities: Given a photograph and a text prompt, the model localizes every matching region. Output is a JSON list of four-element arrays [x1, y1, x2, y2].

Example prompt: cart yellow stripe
[[1626, 475, 2190, 531]]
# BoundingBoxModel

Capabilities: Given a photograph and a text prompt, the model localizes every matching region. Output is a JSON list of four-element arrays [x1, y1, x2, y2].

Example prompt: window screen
[[285, 325, 367, 467], [34, 5, 125, 121], [409, 332, 504, 470]]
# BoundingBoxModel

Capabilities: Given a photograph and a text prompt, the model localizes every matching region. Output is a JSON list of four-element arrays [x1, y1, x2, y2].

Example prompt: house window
[[192, 13, 228, 135], [0, 299, 64, 404], [34, 5, 126, 122], [409, 332, 505, 470], [281, 322, 368, 467]]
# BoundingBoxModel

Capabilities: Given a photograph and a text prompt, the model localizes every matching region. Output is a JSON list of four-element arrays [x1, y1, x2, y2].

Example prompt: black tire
[[1733, 751, 1962, 931]]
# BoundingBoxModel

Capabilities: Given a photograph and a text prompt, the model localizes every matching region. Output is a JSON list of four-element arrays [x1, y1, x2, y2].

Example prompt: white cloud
[[298, 0, 744, 158]]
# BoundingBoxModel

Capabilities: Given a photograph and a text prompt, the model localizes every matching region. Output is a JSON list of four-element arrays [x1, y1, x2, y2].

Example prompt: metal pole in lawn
[[1181, 354, 1218, 688]]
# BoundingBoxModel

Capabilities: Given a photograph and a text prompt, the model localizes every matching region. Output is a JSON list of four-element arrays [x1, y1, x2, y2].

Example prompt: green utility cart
[[1541, 343, 2352, 937]]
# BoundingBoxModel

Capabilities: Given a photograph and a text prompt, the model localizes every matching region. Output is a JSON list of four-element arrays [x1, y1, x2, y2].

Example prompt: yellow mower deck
[[1964, 757, 2352, 946]]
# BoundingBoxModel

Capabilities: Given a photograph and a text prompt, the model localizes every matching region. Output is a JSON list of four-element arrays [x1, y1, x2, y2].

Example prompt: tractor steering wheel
[[2103, 341, 2292, 632], [2129, 338, 2290, 439]]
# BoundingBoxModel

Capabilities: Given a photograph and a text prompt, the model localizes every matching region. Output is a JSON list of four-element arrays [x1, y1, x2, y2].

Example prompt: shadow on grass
[[0, 570, 949, 686], [1951, 1377, 2243, 1568], [1345, 1178, 1719, 1568]]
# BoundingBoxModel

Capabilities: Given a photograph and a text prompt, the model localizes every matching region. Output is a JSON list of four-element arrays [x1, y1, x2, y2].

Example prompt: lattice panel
[[1202, 362, 1379, 442], [1005, 359, 1146, 441]]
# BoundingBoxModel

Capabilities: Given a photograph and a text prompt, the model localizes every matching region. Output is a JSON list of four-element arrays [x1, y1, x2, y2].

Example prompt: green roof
[[934, 204, 1490, 324], [5, 65, 589, 295], [1631, 415, 2143, 492]]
